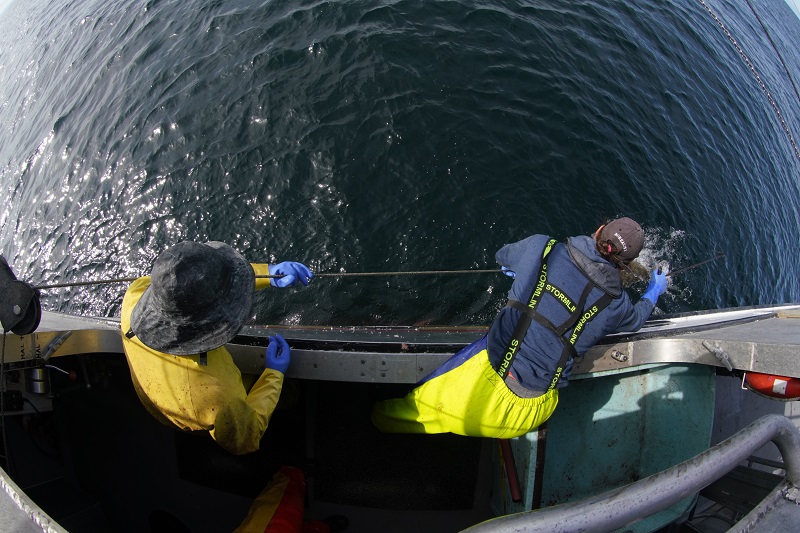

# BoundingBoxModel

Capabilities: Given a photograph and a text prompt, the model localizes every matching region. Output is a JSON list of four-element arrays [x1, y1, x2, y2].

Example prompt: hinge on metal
[[702, 340, 733, 371], [610, 350, 629, 363]]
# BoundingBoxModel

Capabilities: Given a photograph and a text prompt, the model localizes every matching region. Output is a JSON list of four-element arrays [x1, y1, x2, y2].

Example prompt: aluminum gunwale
[[4, 304, 800, 383]]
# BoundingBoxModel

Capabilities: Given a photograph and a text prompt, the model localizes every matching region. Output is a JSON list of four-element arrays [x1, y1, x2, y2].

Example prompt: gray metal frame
[[462, 414, 800, 532], [0, 466, 68, 533], [5, 306, 800, 383]]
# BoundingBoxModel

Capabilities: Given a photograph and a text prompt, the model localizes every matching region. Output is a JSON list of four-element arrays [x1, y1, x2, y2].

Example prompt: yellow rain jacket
[[120, 263, 280, 455]]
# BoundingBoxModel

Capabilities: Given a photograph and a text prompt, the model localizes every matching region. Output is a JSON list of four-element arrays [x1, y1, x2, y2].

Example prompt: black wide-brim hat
[[130, 241, 255, 355]]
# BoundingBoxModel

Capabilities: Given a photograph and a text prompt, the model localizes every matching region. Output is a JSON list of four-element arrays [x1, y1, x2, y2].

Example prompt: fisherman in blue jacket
[[372, 217, 667, 438]]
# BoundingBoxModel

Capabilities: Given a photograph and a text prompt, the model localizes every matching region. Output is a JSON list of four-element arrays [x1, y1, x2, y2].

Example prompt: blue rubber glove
[[642, 268, 668, 305], [268, 262, 314, 288], [265, 334, 290, 374], [501, 266, 516, 278]]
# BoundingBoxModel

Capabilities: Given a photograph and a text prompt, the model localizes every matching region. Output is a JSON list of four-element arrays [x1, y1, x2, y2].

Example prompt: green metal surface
[[491, 363, 716, 531]]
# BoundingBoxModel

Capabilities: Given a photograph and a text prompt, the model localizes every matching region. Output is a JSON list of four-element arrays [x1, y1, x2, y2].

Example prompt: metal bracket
[[702, 340, 733, 371], [610, 350, 629, 363]]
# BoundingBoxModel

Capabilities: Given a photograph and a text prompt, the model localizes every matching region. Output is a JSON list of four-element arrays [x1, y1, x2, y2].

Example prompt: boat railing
[[462, 413, 800, 532], [0, 465, 67, 533]]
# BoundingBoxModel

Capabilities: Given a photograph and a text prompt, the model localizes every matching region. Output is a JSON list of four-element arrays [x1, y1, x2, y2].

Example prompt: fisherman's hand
[[268, 262, 314, 288], [501, 266, 516, 278], [265, 334, 291, 374], [642, 268, 668, 304]]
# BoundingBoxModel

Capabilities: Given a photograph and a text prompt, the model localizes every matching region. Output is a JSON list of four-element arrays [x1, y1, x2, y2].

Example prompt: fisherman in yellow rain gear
[[120, 240, 312, 455]]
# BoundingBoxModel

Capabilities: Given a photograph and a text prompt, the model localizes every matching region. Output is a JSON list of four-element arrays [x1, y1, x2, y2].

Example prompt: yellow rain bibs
[[371, 337, 558, 438]]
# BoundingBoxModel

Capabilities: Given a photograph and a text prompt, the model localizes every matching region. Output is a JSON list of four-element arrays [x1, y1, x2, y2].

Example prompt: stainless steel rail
[[462, 414, 800, 533], [0, 465, 67, 533]]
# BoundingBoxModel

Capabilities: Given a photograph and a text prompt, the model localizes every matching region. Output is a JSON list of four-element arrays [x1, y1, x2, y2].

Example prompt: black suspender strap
[[554, 282, 594, 336], [546, 292, 613, 391], [505, 298, 537, 319], [496, 239, 557, 380], [495, 237, 617, 390], [507, 299, 564, 337], [512, 285, 597, 389]]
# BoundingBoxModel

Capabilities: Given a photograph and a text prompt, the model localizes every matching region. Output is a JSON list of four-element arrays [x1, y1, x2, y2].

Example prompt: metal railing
[[463, 414, 800, 532]]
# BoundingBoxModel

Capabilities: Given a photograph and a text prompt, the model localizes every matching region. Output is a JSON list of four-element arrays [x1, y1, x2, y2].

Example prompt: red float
[[744, 372, 800, 400]]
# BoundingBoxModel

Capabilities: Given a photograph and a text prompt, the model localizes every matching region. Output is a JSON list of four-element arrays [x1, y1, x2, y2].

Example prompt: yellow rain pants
[[371, 337, 558, 438]]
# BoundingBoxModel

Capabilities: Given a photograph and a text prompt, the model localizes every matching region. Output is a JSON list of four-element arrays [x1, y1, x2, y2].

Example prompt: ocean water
[[0, 0, 799, 327]]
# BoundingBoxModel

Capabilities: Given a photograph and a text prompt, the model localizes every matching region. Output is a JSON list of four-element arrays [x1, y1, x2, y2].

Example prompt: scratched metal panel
[[227, 343, 450, 383], [3, 330, 123, 364], [575, 317, 800, 379]]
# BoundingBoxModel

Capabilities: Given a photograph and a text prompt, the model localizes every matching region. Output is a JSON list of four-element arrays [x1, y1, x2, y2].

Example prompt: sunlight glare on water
[[0, 0, 798, 325]]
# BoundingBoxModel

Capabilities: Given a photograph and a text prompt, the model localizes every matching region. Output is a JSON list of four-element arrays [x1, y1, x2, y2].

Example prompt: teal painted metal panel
[[491, 364, 716, 531]]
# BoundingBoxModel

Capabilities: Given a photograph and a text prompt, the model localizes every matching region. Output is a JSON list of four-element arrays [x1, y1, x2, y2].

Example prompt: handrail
[[0, 464, 67, 533], [462, 414, 800, 532]]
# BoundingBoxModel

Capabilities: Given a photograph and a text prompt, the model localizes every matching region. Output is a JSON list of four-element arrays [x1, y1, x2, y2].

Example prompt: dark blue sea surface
[[1, 0, 799, 327]]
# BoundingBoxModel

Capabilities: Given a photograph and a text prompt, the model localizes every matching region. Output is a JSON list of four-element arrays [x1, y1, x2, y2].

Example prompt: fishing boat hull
[[1, 304, 799, 532]]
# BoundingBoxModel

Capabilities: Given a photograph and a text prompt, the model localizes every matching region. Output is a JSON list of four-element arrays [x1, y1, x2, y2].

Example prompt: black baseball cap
[[597, 217, 644, 263]]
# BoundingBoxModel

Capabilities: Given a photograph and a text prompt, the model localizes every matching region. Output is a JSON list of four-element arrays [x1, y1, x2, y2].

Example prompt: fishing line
[[35, 278, 139, 289], [31, 255, 727, 289], [666, 251, 725, 278], [260, 269, 503, 279], [622, 252, 725, 284], [33, 269, 503, 289], [698, 0, 800, 162]]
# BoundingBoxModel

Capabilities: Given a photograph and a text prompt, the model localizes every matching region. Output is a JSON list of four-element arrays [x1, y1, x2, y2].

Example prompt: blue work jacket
[[487, 234, 654, 391]]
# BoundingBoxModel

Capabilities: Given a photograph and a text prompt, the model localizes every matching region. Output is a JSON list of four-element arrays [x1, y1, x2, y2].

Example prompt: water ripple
[[0, 0, 798, 324]]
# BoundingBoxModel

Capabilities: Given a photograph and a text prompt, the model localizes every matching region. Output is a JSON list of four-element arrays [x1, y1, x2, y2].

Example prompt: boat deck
[[2, 304, 800, 532]]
